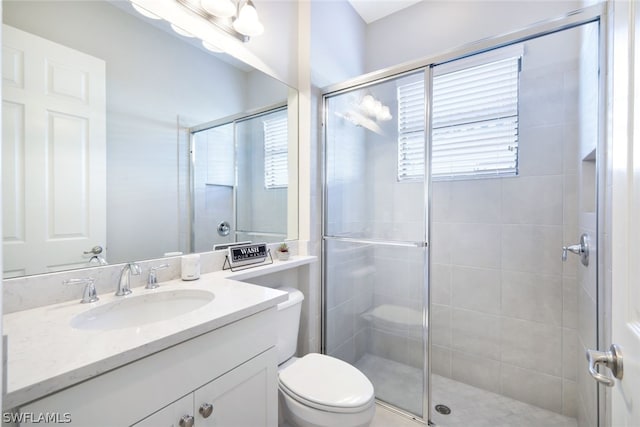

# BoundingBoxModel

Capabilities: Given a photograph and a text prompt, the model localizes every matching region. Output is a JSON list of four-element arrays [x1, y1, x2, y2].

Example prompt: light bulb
[[233, 1, 264, 36], [131, 2, 161, 20], [201, 0, 236, 18]]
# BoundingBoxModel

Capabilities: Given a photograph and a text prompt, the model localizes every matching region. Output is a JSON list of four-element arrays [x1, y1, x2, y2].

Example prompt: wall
[[310, 0, 367, 88], [3, 0, 248, 264], [241, 0, 299, 87], [365, 0, 582, 73], [295, 0, 367, 356]]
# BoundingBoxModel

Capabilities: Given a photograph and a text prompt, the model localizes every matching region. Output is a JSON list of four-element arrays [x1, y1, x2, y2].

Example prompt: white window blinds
[[397, 81, 426, 181], [200, 124, 235, 187], [263, 115, 288, 189], [397, 52, 521, 181]]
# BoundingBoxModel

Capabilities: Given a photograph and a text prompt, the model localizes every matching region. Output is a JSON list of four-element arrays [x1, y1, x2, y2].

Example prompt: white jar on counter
[[181, 254, 200, 281]]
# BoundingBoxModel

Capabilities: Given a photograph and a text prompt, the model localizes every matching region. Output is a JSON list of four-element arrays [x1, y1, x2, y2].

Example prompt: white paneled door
[[2, 25, 106, 277]]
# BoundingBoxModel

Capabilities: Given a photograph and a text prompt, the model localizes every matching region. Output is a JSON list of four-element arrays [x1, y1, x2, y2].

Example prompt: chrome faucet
[[116, 262, 141, 296], [64, 277, 99, 303], [146, 263, 169, 289]]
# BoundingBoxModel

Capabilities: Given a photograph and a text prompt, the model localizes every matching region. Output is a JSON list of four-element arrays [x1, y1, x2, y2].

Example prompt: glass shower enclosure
[[323, 9, 603, 426]]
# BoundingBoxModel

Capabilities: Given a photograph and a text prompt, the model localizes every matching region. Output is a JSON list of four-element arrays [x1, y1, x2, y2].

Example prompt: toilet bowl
[[276, 288, 375, 427]]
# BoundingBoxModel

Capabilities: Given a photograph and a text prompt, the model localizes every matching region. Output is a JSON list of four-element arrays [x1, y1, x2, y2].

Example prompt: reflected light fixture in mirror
[[202, 40, 224, 53], [170, 23, 196, 38], [201, 0, 235, 18], [171, 0, 264, 42]]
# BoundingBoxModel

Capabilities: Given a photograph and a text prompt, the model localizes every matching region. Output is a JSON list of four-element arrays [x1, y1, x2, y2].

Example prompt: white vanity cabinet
[[134, 349, 277, 427], [18, 308, 278, 427]]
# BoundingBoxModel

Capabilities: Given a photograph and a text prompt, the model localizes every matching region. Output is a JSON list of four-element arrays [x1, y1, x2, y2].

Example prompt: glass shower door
[[323, 70, 429, 418]]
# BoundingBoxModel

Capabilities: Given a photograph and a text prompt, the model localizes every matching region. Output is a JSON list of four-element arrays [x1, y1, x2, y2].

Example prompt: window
[[398, 49, 522, 181], [263, 114, 288, 189]]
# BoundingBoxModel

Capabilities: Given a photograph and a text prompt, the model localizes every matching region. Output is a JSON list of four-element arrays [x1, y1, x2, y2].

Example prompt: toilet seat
[[278, 353, 374, 414]]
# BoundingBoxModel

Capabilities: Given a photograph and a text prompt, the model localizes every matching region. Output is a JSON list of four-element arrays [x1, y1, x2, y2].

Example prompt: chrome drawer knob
[[179, 414, 195, 427], [199, 402, 214, 418]]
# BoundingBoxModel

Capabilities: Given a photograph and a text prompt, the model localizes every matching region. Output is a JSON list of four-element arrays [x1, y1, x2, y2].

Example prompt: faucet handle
[[146, 263, 170, 289], [64, 277, 99, 304], [129, 262, 142, 275]]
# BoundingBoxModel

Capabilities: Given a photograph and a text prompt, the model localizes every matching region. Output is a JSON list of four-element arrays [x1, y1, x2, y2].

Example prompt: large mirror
[[2, 0, 298, 278]]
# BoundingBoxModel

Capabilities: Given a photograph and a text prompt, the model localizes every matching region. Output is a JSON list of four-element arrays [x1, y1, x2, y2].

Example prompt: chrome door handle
[[586, 344, 623, 387], [562, 233, 590, 266], [83, 245, 103, 255]]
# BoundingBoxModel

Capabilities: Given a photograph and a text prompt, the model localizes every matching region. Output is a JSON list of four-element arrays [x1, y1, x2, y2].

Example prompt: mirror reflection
[[192, 106, 289, 253], [2, 0, 297, 279]]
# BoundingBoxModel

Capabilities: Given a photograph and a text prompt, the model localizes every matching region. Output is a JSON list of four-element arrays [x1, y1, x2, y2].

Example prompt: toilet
[[276, 287, 376, 427]]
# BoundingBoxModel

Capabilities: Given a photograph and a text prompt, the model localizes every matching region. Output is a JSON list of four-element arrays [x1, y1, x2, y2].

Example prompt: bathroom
[[1, 0, 639, 426]]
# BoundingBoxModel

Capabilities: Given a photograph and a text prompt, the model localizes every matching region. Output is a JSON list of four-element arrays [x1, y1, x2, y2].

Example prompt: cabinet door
[[133, 394, 194, 427], [194, 348, 277, 427]]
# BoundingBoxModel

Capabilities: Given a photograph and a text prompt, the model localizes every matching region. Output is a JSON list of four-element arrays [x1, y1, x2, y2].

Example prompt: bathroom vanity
[[3, 256, 315, 426]]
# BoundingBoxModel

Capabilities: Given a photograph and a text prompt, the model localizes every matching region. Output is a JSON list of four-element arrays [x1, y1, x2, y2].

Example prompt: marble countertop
[[3, 256, 316, 409]]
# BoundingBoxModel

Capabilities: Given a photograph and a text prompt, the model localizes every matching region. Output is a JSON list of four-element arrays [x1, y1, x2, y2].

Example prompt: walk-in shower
[[322, 7, 603, 426], [190, 105, 289, 252]]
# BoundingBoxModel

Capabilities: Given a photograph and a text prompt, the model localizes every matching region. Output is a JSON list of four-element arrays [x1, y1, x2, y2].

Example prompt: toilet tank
[[276, 287, 304, 365]]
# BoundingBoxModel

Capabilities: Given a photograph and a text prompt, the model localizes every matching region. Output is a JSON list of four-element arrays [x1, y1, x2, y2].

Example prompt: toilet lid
[[278, 353, 374, 411]]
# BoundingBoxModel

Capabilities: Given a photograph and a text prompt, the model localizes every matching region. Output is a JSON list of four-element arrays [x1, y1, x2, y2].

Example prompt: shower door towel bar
[[323, 236, 428, 248]]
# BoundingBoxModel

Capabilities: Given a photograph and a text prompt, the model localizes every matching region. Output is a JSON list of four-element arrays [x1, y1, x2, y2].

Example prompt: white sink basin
[[70, 289, 215, 330]]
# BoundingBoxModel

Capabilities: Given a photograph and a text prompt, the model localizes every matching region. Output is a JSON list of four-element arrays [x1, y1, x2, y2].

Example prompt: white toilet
[[276, 287, 376, 427]]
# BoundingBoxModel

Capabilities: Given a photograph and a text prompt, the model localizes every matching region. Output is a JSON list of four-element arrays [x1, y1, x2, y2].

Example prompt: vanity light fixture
[[175, 0, 264, 42]]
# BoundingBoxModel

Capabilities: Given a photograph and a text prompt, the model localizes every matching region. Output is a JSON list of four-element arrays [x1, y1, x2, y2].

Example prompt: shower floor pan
[[354, 354, 577, 427]]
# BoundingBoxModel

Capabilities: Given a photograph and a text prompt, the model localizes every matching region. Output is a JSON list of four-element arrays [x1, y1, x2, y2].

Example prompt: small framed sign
[[223, 242, 272, 271]]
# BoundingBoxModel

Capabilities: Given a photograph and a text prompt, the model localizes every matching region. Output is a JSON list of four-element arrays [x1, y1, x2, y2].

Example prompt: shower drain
[[435, 404, 451, 415]]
